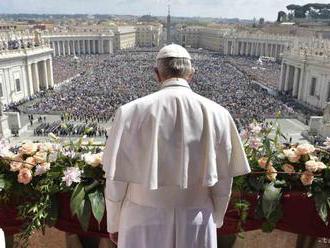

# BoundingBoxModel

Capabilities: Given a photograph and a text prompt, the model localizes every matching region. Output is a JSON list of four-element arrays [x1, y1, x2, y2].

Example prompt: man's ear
[[154, 68, 162, 83], [187, 67, 195, 81]]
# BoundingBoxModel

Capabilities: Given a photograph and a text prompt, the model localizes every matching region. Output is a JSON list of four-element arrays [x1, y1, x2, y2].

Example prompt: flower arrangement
[[0, 133, 105, 247], [234, 119, 330, 232], [1, 119, 330, 246]]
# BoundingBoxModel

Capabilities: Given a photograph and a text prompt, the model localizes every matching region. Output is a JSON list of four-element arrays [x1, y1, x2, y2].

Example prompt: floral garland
[[0, 134, 105, 247], [234, 119, 330, 232], [1, 119, 330, 246]]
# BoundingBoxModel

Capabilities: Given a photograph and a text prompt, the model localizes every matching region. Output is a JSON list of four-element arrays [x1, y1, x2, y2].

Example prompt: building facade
[[0, 43, 54, 106], [278, 39, 330, 109], [135, 24, 163, 47], [112, 26, 136, 50]]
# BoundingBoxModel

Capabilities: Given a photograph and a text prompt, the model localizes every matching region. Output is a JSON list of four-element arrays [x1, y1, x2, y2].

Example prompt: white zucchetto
[[156, 44, 191, 60]]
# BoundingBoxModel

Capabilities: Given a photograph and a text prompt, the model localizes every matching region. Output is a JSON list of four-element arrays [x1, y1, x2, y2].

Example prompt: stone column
[[26, 63, 34, 96], [67, 40, 71, 55], [42, 60, 49, 90], [51, 42, 56, 56], [32, 63, 40, 92], [87, 40, 91, 54], [92, 40, 96, 54], [279, 62, 285, 91], [274, 44, 278, 58], [47, 59, 54, 88], [62, 41, 66, 56], [77, 40, 81, 55], [284, 64, 290, 92], [298, 68, 305, 101], [270, 44, 273, 57], [100, 39, 104, 54], [82, 40, 86, 54], [292, 67, 300, 97], [57, 41, 61, 56]]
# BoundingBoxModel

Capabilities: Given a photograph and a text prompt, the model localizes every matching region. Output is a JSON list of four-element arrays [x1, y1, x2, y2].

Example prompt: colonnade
[[224, 39, 287, 59], [279, 62, 303, 100], [26, 58, 54, 96], [50, 38, 113, 57]]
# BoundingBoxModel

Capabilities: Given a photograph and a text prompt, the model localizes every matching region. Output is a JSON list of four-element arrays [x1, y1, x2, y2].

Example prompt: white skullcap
[[156, 44, 191, 60]]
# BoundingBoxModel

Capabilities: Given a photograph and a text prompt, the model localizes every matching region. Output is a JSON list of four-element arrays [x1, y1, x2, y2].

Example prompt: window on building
[[0, 83, 3, 97], [327, 82, 330, 102], [16, 78, 21, 92], [310, 77, 317, 96]]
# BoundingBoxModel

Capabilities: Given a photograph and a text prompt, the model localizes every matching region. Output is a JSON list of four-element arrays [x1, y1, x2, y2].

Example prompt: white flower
[[62, 150, 76, 159], [35, 163, 51, 176], [0, 137, 9, 152], [62, 167, 82, 187], [83, 152, 103, 167], [248, 137, 262, 149], [249, 123, 262, 134]]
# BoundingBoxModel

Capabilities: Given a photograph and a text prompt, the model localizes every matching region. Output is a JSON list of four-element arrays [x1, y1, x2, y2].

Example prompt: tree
[[277, 11, 287, 22]]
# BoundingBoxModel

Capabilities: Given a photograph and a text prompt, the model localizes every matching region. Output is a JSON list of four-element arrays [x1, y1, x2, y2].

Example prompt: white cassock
[[102, 78, 251, 248]]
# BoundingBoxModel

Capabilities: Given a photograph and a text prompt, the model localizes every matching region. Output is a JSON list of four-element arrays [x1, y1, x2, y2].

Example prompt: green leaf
[[47, 196, 59, 226], [314, 192, 329, 225], [88, 189, 105, 225], [76, 198, 91, 231], [70, 183, 85, 216], [0, 175, 6, 190], [262, 183, 282, 219]]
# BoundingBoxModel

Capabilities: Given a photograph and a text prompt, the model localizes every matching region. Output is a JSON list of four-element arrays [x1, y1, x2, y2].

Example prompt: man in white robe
[[102, 44, 251, 248]]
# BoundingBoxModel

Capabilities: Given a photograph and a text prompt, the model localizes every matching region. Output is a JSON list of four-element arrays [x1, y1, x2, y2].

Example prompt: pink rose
[[283, 148, 301, 163], [300, 171, 314, 186], [316, 162, 327, 170], [266, 166, 277, 182], [33, 151, 48, 164], [296, 144, 315, 156], [258, 157, 272, 169], [10, 156, 23, 172], [19, 143, 37, 155], [305, 160, 319, 172], [17, 168, 33, 185], [282, 164, 295, 174]]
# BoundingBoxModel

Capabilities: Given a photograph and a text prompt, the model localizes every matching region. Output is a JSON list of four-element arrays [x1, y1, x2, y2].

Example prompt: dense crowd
[[227, 56, 281, 89], [15, 50, 304, 130], [52, 55, 111, 84], [34, 120, 107, 137]]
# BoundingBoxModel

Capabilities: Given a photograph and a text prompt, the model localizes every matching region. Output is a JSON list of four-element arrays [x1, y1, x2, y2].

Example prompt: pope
[[102, 44, 251, 248]]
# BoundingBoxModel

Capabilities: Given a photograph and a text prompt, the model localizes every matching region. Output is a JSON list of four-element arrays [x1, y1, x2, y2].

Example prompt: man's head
[[154, 44, 194, 83]]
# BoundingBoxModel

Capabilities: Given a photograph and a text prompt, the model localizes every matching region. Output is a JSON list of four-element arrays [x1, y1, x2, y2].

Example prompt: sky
[[0, 0, 329, 21]]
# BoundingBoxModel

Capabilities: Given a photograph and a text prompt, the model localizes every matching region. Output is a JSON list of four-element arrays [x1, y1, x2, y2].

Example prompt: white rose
[[83, 152, 103, 167]]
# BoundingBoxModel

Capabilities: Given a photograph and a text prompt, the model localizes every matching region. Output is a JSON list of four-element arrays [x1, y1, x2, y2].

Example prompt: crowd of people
[[227, 56, 281, 89], [34, 120, 107, 137], [14, 50, 307, 131]]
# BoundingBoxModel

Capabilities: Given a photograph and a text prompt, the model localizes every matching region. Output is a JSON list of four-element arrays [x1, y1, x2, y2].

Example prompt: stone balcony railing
[[0, 44, 52, 58]]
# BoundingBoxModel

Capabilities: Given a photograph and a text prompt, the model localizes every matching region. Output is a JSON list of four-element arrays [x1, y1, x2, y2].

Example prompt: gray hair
[[156, 57, 193, 79]]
